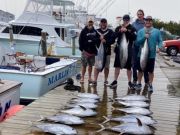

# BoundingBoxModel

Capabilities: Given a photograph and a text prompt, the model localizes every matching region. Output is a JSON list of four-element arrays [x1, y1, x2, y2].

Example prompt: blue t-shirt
[[136, 27, 162, 58]]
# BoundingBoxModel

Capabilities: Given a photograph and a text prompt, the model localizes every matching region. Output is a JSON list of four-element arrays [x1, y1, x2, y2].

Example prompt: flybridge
[[24, 0, 75, 15]]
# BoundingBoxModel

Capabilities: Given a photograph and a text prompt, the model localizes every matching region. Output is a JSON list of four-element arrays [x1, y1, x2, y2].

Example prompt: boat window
[[2, 25, 44, 36], [55, 28, 60, 37], [2, 26, 24, 34], [20, 26, 42, 36]]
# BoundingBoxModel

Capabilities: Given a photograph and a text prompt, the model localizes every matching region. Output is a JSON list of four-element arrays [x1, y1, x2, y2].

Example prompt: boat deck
[[0, 54, 180, 135]]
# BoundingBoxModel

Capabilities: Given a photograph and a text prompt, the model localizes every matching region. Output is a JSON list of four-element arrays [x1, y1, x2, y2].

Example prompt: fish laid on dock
[[140, 39, 149, 71], [66, 102, 98, 109], [117, 100, 150, 108], [97, 119, 154, 135], [40, 114, 85, 125], [116, 107, 153, 115], [77, 93, 100, 99], [102, 114, 157, 125], [70, 98, 99, 103], [35, 123, 77, 135], [115, 94, 149, 101], [60, 106, 97, 117]]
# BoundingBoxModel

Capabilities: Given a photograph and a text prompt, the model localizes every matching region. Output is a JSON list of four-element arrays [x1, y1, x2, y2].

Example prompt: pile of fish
[[34, 92, 100, 135], [98, 94, 157, 134]]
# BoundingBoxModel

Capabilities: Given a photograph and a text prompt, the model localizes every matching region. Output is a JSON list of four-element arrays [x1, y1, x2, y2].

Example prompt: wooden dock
[[0, 54, 180, 135]]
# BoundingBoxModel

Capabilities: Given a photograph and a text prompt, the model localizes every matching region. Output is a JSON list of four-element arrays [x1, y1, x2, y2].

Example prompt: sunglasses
[[145, 18, 153, 21]]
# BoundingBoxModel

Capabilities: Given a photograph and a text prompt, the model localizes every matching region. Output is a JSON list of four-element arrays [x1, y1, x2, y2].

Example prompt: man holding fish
[[109, 14, 136, 89], [91, 18, 115, 86], [132, 9, 149, 90], [135, 16, 162, 94]]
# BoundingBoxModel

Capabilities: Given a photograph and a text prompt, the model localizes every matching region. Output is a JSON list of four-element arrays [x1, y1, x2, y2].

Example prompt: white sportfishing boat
[[0, 0, 81, 56], [0, 46, 79, 101]]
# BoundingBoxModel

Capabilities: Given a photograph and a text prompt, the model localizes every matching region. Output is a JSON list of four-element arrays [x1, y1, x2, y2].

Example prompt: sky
[[0, 0, 180, 25]]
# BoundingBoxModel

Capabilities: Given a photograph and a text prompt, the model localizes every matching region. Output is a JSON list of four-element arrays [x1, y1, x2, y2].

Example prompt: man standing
[[109, 14, 136, 89], [132, 9, 149, 90], [79, 19, 98, 83], [136, 16, 162, 95], [91, 18, 115, 86]]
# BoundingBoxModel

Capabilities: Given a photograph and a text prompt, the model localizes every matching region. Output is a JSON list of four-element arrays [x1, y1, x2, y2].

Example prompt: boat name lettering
[[48, 69, 69, 86], [0, 100, 11, 116]]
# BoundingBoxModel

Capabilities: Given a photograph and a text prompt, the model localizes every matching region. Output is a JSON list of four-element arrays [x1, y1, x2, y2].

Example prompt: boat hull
[[0, 60, 79, 100]]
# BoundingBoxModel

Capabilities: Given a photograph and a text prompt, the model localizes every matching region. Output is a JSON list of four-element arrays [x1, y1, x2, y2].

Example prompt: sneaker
[[128, 82, 134, 89], [132, 81, 137, 89], [109, 80, 117, 88], [148, 84, 153, 92], [135, 83, 142, 91], [104, 81, 109, 86], [90, 81, 97, 86]]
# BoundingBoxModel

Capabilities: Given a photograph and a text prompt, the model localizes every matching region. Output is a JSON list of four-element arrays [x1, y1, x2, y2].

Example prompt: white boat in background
[[0, 46, 79, 101], [0, 80, 22, 121], [0, 0, 81, 57]]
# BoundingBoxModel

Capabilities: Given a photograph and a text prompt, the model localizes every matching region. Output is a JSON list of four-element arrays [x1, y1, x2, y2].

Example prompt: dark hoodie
[[79, 26, 98, 54]]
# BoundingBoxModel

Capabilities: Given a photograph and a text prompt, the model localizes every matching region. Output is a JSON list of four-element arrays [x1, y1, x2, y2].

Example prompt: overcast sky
[[0, 0, 180, 24]]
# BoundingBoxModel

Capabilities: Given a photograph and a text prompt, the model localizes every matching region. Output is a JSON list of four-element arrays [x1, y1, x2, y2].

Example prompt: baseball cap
[[123, 14, 130, 21], [145, 16, 153, 21], [100, 18, 107, 23]]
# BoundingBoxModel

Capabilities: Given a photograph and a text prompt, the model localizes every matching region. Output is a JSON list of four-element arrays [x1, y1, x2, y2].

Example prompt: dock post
[[70, 30, 77, 56], [72, 37, 76, 55], [40, 31, 47, 56]]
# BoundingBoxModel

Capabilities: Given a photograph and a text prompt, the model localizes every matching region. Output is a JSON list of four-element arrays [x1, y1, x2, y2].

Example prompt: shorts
[[81, 53, 95, 67], [114, 51, 132, 70], [95, 55, 111, 69], [137, 58, 155, 73]]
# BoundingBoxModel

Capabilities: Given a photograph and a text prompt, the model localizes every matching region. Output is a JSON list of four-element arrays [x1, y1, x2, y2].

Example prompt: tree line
[[153, 19, 180, 40]]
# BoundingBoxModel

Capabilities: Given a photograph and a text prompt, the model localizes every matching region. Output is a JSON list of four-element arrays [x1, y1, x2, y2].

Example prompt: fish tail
[[96, 124, 106, 133], [36, 115, 44, 122], [102, 116, 110, 124]]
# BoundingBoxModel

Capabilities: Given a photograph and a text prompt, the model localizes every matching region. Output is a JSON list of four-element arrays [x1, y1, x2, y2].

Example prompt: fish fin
[[96, 124, 106, 133], [111, 106, 115, 111], [149, 125, 157, 130], [154, 119, 158, 124], [108, 97, 114, 102], [102, 116, 110, 124], [36, 115, 45, 122], [79, 105, 87, 110], [136, 118, 142, 126]]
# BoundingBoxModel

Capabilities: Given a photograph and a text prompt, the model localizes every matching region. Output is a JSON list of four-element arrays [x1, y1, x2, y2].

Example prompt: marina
[[0, 54, 179, 135], [0, 0, 180, 134]]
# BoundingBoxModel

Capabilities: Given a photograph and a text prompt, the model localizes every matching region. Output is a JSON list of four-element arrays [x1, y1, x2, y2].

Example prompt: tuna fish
[[119, 33, 128, 68], [70, 98, 99, 103], [77, 93, 100, 99], [40, 114, 85, 125], [115, 94, 149, 101], [140, 39, 149, 71], [35, 123, 77, 135], [60, 106, 97, 117], [102, 114, 157, 125], [66, 102, 97, 109], [117, 100, 150, 108], [97, 118, 154, 134], [115, 107, 153, 115]]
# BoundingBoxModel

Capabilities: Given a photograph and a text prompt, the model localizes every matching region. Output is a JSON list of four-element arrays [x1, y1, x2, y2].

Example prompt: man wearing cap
[[91, 18, 115, 86], [79, 19, 98, 83], [109, 14, 136, 89], [136, 16, 162, 96]]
